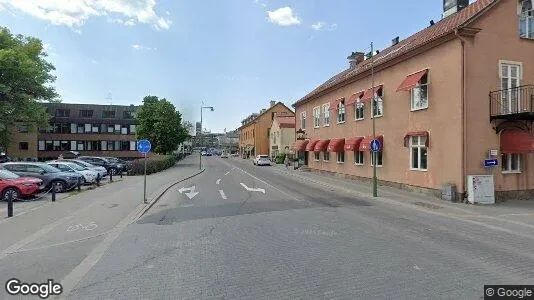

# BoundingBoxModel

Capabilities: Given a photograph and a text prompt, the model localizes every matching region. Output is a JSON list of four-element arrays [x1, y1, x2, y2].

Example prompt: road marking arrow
[[219, 190, 227, 199], [216, 179, 221, 185], [240, 183, 266, 194], [178, 186, 198, 199]]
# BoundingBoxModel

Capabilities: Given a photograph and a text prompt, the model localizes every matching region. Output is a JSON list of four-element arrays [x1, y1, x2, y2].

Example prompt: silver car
[[59, 159, 108, 179], [46, 161, 98, 184]]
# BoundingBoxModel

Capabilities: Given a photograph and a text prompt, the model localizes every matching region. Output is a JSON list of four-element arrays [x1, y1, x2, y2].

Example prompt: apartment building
[[239, 101, 294, 159], [292, 0, 534, 201], [269, 115, 296, 158], [8, 103, 141, 161]]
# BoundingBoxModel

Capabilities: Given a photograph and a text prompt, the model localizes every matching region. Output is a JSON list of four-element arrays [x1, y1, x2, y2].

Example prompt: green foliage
[[275, 153, 286, 164], [135, 96, 188, 154], [128, 155, 176, 175], [0, 27, 58, 150]]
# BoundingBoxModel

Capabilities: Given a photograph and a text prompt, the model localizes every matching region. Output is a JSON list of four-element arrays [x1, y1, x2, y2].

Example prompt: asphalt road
[[64, 156, 534, 299]]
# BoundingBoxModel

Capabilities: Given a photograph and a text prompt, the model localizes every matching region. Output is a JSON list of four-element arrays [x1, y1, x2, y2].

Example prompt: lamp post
[[200, 105, 214, 170], [370, 42, 378, 197]]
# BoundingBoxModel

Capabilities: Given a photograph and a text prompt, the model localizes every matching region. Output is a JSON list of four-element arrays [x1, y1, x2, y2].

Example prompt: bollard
[[51, 185, 56, 202], [7, 192, 13, 218], [109, 171, 113, 182], [77, 177, 82, 191], [120, 171, 123, 179], [96, 175, 100, 187]]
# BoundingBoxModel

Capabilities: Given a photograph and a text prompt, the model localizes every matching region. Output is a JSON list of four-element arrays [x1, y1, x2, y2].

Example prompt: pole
[[371, 41, 378, 198], [7, 192, 13, 217], [143, 152, 147, 204], [199, 106, 203, 170]]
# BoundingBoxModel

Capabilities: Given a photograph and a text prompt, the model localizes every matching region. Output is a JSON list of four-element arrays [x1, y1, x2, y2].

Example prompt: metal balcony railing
[[520, 10, 534, 39], [490, 85, 534, 119]]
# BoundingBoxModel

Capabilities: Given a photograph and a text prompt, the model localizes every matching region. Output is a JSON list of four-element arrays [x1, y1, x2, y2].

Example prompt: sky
[[0, 0, 451, 133]]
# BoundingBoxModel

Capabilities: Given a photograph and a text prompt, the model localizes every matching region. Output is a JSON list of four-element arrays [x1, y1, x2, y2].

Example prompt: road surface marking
[[240, 183, 266, 194], [216, 179, 221, 185], [225, 171, 230, 176], [67, 221, 98, 232], [219, 190, 228, 199], [182, 204, 194, 207], [178, 186, 198, 199]]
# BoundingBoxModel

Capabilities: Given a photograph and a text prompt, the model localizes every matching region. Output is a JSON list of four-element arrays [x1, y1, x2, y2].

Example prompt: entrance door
[[500, 63, 521, 114]]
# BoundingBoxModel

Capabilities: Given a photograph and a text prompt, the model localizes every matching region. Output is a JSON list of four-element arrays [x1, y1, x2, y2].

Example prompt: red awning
[[345, 91, 364, 106], [327, 138, 345, 152], [329, 98, 344, 111], [344, 137, 365, 151], [403, 131, 429, 147], [397, 69, 428, 92], [293, 140, 309, 152], [359, 135, 384, 151], [305, 140, 319, 151], [314, 139, 331, 152], [501, 131, 534, 153], [360, 86, 383, 103]]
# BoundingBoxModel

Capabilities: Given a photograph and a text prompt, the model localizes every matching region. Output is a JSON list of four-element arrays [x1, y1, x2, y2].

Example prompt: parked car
[[46, 161, 98, 185], [0, 162, 82, 193], [77, 156, 121, 175], [253, 155, 271, 166], [0, 169, 43, 201], [62, 159, 108, 179], [0, 154, 11, 163], [103, 157, 130, 173], [221, 153, 229, 158]]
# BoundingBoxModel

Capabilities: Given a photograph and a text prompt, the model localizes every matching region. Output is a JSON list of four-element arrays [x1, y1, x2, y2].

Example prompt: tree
[[136, 96, 188, 154], [0, 27, 58, 150]]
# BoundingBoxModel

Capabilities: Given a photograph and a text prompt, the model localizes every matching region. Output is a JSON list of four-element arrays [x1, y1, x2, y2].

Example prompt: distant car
[[253, 155, 271, 166], [46, 161, 98, 185], [103, 157, 130, 173], [0, 154, 11, 163], [0, 169, 43, 201], [221, 153, 229, 158], [77, 156, 121, 175], [1, 162, 82, 193], [61, 159, 108, 179]]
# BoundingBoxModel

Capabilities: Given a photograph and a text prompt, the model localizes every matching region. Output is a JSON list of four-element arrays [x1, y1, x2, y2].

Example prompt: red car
[[0, 169, 43, 201]]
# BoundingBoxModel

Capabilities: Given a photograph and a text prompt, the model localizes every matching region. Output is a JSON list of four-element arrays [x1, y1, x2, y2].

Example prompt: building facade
[[269, 116, 296, 158], [292, 0, 534, 201], [239, 101, 294, 159]]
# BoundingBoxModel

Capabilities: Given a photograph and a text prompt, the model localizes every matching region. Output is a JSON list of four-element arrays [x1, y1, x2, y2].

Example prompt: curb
[[131, 168, 205, 222]]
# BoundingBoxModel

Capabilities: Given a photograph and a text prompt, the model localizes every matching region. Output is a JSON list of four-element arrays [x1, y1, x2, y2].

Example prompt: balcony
[[520, 10, 534, 39], [490, 85, 534, 121]]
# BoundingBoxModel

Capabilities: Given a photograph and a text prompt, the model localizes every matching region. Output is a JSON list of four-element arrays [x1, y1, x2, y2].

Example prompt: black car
[[77, 156, 122, 175], [0, 154, 11, 163], [104, 157, 131, 172]]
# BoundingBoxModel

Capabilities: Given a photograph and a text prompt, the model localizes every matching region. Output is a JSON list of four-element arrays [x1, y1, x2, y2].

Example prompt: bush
[[128, 155, 176, 175], [275, 153, 286, 164]]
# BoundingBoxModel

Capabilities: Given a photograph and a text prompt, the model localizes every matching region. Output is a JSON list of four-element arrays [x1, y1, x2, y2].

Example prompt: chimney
[[443, 0, 469, 18], [347, 51, 365, 68], [260, 109, 266, 114], [270, 100, 276, 107], [429, 20, 435, 26], [392, 36, 399, 46]]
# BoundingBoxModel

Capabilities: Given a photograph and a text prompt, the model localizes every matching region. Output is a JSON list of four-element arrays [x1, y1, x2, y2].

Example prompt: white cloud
[[311, 21, 325, 31], [124, 19, 136, 26], [267, 7, 300, 26], [0, 0, 172, 31], [311, 21, 337, 31], [132, 44, 155, 51]]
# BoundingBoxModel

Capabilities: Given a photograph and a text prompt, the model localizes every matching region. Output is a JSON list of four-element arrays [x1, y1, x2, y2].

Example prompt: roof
[[238, 102, 294, 130], [293, 0, 498, 107], [275, 116, 296, 128]]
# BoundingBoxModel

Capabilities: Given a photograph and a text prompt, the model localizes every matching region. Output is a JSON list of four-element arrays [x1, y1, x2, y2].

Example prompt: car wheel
[[2, 187, 20, 201], [80, 177, 86, 185], [51, 180, 67, 193]]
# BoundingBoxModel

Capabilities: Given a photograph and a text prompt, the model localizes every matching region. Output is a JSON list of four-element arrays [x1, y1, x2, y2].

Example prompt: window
[[123, 111, 135, 119], [71, 123, 77, 133], [92, 124, 99, 133], [300, 111, 306, 129], [354, 151, 364, 165], [410, 136, 428, 171], [19, 142, 28, 150], [77, 124, 84, 134], [102, 110, 116, 118], [337, 152, 345, 163], [77, 141, 84, 151], [45, 141, 53, 151], [60, 141, 70, 151], [38, 141, 45, 151], [71, 141, 77, 151], [323, 152, 330, 161], [411, 74, 429, 110], [322, 103, 330, 126], [372, 89, 383, 117], [313, 107, 321, 128], [114, 124, 121, 133], [107, 125, 114, 133], [520, 0, 534, 39], [499, 61, 522, 114], [314, 152, 320, 161], [121, 126, 128, 134], [88, 141, 101, 151], [337, 100, 346, 123], [371, 151, 383, 167], [120, 141, 130, 151], [53, 123, 70, 133], [85, 124, 91, 133], [502, 153, 521, 173], [130, 125, 136, 134], [130, 141, 136, 151], [355, 102, 364, 120], [53, 141, 61, 151], [107, 141, 116, 151], [79, 110, 93, 118], [101, 141, 107, 151], [55, 109, 70, 117], [18, 125, 28, 133]]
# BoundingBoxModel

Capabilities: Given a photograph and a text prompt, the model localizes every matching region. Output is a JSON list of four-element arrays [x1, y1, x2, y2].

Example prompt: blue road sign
[[484, 158, 498, 167], [137, 139, 151, 154], [370, 139, 382, 153]]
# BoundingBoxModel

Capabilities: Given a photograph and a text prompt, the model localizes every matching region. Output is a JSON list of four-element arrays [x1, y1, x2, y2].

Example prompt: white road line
[[240, 183, 266, 194], [225, 171, 230, 176], [219, 190, 228, 200], [216, 179, 221, 185]]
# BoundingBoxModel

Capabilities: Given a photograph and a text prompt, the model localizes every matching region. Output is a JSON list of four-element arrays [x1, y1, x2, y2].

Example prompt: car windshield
[[0, 169, 20, 179], [40, 164, 61, 173], [64, 163, 85, 171], [259, 155, 269, 159], [71, 160, 93, 168]]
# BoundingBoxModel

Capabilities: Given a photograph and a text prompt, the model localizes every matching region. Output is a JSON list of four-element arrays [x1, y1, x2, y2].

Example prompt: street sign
[[484, 159, 498, 167], [137, 139, 151, 154], [370, 139, 382, 153]]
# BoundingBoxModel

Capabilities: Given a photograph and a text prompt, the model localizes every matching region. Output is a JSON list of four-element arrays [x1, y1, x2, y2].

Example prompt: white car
[[60, 159, 108, 179], [253, 155, 271, 166], [46, 161, 98, 184]]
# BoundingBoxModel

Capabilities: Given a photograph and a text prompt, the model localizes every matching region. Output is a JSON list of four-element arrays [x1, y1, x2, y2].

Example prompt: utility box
[[467, 175, 495, 204], [441, 184, 457, 201]]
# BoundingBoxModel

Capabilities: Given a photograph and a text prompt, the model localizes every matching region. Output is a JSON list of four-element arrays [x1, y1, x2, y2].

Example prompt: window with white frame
[[337, 100, 346, 123], [314, 152, 320, 161], [337, 152, 345, 163], [410, 136, 428, 170], [300, 111, 306, 129], [520, 0, 534, 39], [371, 151, 383, 166], [355, 101, 364, 120], [411, 74, 429, 110], [322, 103, 330, 126], [313, 107, 321, 128], [372, 88, 383, 117], [499, 61, 522, 114], [354, 151, 364, 165], [323, 152, 330, 161], [502, 153, 521, 173]]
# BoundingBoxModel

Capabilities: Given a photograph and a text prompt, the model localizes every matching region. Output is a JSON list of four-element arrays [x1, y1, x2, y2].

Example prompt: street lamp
[[199, 105, 214, 170]]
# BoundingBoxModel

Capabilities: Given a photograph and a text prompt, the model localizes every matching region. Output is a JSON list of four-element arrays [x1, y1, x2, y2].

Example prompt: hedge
[[275, 153, 286, 164], [128, 155, 176, 175]]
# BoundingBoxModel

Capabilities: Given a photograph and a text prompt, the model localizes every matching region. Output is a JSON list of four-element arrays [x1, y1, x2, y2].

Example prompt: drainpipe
[[455, 28, 467, 202]]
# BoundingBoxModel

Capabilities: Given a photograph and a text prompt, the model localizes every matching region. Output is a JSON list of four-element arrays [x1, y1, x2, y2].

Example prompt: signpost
[[370, 139, 382, 153], [370, 138, 381, 197], [484, 158, 498, 167], [137, 139, 151, 204]]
